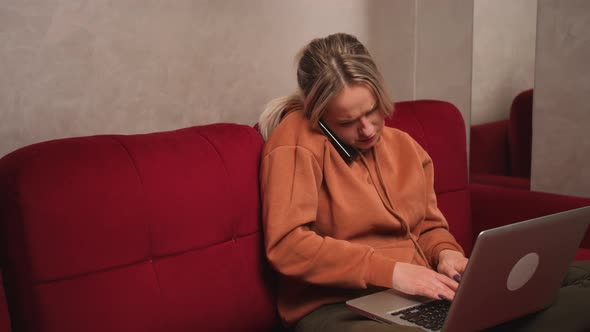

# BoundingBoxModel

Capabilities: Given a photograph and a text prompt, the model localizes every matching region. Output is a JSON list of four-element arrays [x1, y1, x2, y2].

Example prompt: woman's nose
[[358, 117, 373, 137]]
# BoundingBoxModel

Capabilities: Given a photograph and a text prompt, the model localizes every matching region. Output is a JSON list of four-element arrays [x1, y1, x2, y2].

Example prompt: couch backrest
[[386, 100, 472, 253], [0, 100, 471, 331], [0, 124, 278, 332]]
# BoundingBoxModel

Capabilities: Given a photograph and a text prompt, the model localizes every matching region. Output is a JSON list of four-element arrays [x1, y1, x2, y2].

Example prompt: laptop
[[346, 206, 590, 332]]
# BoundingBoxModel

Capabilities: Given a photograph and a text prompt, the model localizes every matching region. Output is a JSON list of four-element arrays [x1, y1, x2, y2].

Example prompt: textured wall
[[415, 0, 473, 133], [471, 0, 537, 125], [0, 0, 415, 157], [367, 0, 416, 102], [531, 0, 590, 198]]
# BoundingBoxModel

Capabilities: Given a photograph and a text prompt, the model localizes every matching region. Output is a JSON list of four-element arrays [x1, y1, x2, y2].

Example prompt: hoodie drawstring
[[358, 149, 432, 269]]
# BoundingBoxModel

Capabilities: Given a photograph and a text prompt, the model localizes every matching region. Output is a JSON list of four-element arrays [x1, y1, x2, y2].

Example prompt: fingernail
[[438, 294, 449, 301], [453, 274, 462, 283]]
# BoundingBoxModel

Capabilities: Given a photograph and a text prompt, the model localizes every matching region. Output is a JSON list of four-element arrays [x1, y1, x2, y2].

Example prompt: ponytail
[[258, 94, 303, 141]]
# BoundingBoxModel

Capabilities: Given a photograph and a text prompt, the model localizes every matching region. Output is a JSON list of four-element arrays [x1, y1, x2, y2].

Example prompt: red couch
[[0, 99, 588, 332], [470, 89, 533, 189]]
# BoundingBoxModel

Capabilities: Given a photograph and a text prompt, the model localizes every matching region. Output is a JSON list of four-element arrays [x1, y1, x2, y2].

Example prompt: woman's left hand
[[437, 249, 469, 284]]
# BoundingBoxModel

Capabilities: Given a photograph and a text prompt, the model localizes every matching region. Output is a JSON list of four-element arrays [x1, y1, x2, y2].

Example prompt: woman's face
[[320, 84, 384, 151]]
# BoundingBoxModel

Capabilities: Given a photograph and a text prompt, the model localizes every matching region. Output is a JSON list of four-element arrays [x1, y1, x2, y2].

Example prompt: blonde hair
[[258, 33, 393, 141]]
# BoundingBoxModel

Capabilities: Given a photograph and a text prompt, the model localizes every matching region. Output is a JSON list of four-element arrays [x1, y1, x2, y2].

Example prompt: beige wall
[[415, 0, 473, 132], [531, 0, 590, 198], [0, 0, 472, 158], [0, 0, 418, 157], [367, 0, 416, 102], [471, 0, 537, 125]]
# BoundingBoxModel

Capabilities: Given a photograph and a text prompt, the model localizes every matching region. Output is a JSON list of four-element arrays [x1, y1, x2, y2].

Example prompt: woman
[[258, 33, 589, 331]]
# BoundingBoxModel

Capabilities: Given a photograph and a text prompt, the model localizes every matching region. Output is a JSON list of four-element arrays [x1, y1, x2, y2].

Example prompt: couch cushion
[[386, 100, 472, 253], [0, 124, 278, 332]]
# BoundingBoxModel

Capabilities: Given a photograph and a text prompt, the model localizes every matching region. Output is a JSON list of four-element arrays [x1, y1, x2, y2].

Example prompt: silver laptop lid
[[346, 206, 590, 331], [443, 206, 590, 331]]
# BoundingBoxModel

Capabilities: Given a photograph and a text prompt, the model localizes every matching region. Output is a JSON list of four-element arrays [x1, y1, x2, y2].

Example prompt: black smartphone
[[318, 120, 358, 163]]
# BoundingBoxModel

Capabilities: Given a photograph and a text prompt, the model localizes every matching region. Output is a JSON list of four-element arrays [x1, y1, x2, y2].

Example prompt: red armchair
[[0, 271, 10, 332], [0, 99, 587, 331], [470, 89, 533, 189]]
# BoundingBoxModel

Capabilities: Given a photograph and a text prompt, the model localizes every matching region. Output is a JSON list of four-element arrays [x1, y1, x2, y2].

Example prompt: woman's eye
[[368, 107, 379, 115], [339, 122, 354, 127]]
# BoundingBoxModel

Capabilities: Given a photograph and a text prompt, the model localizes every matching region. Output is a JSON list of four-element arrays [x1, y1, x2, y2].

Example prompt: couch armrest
[[470, 183, 590, 251], [470, 120, 510, 175]]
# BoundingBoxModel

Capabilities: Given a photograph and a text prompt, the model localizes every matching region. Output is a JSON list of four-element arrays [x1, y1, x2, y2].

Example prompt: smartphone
[[318, 120, 358, 163]]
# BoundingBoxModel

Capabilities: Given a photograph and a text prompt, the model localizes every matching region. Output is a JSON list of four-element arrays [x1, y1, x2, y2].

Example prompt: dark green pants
[[294, 261, 590, 332]]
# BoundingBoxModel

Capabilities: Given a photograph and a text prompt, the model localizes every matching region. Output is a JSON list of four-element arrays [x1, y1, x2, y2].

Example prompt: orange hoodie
[[260, 110, 463, 326]]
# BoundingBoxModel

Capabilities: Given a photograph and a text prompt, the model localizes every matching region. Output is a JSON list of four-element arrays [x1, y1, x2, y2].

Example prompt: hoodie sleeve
[[411, 142, 465, 267], [260, 145, 395, 289]]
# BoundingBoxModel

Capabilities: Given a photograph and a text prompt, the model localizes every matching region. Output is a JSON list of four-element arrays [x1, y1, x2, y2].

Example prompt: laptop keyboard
[[390, 300, 450, 331]]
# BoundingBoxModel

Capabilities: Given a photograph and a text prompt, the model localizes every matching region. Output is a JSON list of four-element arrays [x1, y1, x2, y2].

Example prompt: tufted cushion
[[0, 124, 278, 332], [386, 100, 472, 254]]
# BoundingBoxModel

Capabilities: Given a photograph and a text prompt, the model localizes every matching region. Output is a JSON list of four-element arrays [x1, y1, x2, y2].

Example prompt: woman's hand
[[437, 249, 469, 284], [391, 262, 459, 301]]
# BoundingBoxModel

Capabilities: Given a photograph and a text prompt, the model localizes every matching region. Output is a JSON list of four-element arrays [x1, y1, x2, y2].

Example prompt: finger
[[422, 273, 457, 301], [438, 264, 462, 284], [447, 258, 468, 282], [448, 269, 462, 284], [457, 258, 469, 274], [431, 279, 456, 301], [413, 275, 452, 301], [435, 272, 459, 292], [421, 284, 449, 301], [439, 292, 455, 301]]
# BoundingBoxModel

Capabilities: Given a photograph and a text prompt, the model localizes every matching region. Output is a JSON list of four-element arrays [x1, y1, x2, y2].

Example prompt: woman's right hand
[[391, 262, 459, 301]]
